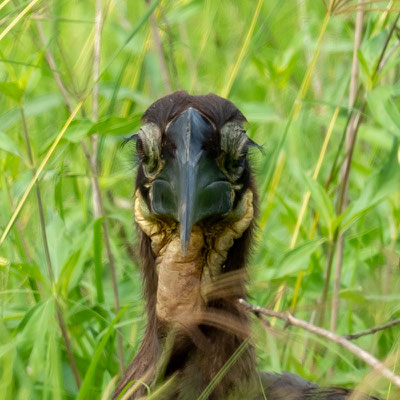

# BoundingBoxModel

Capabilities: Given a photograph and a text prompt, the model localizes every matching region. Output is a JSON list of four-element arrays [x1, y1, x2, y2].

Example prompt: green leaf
[[63, 116, 141, 143], [0, 94, 62, 131], [341, 139, 400, 231], [10, 263, 49, 291], [89, 115, 141, 136], [357, 49, 371, 81], [16, 300, 46, 334], [69, 305, 108, 326], [366, 86, 400, 137], [77, 308, 125, 400], [0, 82, 24, 103], [301, 172, 336, 238], [275, 239, 326, 278], [57, 222, 93, 294], [0, 131, 23, 157], [54, 170, 64, 220], [64, 119, 93, 143]]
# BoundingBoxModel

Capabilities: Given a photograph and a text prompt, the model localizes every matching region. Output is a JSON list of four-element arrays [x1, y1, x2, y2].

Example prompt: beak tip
[[180, 227, 191, 257], [181, 243, 189, 257]]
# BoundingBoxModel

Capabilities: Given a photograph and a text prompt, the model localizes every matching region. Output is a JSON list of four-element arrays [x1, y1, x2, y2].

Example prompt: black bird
[[114, 91, 381, 400]]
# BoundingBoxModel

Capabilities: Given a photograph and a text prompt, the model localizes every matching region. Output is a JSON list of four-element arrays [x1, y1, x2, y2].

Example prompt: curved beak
[[150, 108, 232, 255]]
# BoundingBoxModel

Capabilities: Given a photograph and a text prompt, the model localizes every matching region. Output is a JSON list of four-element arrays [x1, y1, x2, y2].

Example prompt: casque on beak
[[150, 108, 233, 255]]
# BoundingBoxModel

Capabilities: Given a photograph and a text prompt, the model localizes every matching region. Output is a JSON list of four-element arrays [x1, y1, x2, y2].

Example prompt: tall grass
[[0, 0, 400, 399]]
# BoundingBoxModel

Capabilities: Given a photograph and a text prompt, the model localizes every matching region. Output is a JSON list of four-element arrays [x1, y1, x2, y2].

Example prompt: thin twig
[[336, 6, 400, 15], [239, 299, 400, 388], [331, 1, 364, 332], [345, 318, 400, 340], [146, 0, 172, 94], [19, 106, 82, 388]]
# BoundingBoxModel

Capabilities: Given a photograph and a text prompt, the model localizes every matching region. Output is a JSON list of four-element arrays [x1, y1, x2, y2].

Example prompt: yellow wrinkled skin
[[134, 189, 253, 327]]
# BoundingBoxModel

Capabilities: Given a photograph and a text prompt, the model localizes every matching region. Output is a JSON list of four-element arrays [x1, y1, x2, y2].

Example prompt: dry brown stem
[[331, 1, 364, 332], [240, 299, 400, 388]]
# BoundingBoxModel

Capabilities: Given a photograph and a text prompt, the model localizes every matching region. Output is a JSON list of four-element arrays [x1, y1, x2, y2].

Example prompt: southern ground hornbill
[[113, 91, 380, 400]]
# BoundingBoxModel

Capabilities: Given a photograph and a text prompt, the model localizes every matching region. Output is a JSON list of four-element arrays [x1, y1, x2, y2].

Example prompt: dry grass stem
[[318, 9, 400, 330], [0, 0, 40, 42], [331, 0, 364, 333]]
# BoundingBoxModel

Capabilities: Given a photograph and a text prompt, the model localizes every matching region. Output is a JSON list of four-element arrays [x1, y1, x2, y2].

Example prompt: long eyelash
[[121, 134, 142, 169], [121, 133, 138, 148], [247, 138, 264, 155]]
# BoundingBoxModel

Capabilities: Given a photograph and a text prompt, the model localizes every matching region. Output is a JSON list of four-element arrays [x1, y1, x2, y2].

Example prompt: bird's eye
[[218, 121, 249, 182], [137, 123, 164, 179]]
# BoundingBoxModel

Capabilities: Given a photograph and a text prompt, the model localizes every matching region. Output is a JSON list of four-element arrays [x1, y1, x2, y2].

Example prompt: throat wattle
[[155, 226, 205, 326]]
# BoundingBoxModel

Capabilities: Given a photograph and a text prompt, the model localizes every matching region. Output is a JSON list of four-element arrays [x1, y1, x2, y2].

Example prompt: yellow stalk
[[73, 29, 96, 77], [290, 106, 340, 249], [0, 102, 83, 246], [372, 0, 398, 36], [262, 10, 331, 230], [269, 10, 331, 314], [0, 0, 40, 42], [220, 0, 264, 98], [0, 0, 11, 12], [271, 282, 285, 326], [289, 106, 339, 311], [309, 211, 320, 239], [189, 0, 215, 92], [259, 151, 286, 230], [122, 30, 152, 117], [293, 12, 330, 120]]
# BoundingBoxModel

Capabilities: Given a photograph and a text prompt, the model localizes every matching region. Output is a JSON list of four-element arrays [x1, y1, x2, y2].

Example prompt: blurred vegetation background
[[1, 0, 400, 399]]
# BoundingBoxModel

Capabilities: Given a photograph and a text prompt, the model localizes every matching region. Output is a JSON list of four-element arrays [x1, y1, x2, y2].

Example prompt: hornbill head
[[132, 91, 258, 326], [117, 92, 382, 400]]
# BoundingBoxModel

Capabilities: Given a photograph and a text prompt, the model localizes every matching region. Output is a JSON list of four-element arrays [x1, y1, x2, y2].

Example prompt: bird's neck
[[118, 190, 256, 398]]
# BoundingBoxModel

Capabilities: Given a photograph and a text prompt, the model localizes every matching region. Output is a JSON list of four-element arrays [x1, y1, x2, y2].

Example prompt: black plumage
[[113, 91, 381, 400]]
